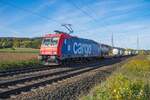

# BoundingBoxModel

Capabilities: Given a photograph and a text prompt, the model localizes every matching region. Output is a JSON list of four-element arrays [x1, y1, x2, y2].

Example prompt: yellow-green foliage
[[123, 59, 150, 72], [83, 74, 150, 100], [81, 56, 150, 100], [147, 55, 150, 61], [121, 57, 150, 80]]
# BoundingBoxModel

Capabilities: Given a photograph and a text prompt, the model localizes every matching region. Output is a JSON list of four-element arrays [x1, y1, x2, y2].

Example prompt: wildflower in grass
[[81, 56, 150, 100], [113, 89, 116, 93]]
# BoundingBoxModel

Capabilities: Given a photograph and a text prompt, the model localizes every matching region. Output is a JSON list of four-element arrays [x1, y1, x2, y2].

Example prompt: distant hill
[[0, 37, 42, 40]]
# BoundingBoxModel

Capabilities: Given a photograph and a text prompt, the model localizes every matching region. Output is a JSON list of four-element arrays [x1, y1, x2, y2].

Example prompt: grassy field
[[0, 53, 38, 63], [0, 48, 40, 71], [0, 48, 39, 53], [81, 55, 150, 100]]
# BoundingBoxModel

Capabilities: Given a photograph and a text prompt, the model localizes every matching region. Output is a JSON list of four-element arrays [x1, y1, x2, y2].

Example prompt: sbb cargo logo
[[73, 42, 91, 55]]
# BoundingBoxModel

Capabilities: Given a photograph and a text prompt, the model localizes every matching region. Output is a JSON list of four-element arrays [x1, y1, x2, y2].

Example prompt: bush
[[11, 47, 16, 50]]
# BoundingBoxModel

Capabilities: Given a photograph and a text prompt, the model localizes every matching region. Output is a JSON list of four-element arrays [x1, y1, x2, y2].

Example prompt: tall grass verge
[[81, 55, 150, 100]]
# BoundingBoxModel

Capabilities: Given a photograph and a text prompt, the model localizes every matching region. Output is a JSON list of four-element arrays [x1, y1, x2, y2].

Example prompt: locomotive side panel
[[61, 37, 101, 60]]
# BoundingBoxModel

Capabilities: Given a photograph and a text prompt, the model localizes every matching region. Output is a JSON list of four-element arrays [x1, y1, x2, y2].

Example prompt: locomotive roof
[[44, 32, 71, 38], [44, 32, 102, 45]]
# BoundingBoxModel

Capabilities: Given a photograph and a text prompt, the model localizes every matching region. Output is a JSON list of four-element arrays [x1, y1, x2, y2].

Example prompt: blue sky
[[0, 0, 150, 49]]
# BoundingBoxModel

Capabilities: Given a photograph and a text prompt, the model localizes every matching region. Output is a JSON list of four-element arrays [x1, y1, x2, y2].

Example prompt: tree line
[[0, 37, 42, 49], [0, 37, 150, 54]]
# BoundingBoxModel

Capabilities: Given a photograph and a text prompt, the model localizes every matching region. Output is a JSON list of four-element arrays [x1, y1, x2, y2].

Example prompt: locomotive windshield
[[42, 37, 59, 47]]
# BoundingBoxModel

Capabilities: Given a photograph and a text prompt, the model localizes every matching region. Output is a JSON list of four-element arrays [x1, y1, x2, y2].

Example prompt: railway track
[[0, 65, 60, 77], [0, 61, 91, 78], [0, 62, 101, 99], [0, 56, 129, 99]]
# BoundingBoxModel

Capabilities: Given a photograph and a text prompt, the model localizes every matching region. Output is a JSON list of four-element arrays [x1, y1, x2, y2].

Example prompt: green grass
[[0, 59, 41, 71], [0, 48, 39, 53], [81, 55, 150, 100], [147, 55, 150, 61], [0, 49, 40, 71]]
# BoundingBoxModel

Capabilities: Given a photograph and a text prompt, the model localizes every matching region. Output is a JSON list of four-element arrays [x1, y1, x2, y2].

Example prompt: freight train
[[38, 31, 138, 65]]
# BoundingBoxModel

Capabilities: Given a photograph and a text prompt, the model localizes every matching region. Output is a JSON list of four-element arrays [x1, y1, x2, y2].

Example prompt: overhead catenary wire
[[0, 0, 86, 30], [66, 0, 109, 36], [0, 1, 140, 49], [0, 0, 72, 35], [65, 0, 105, 41], [80, 0, 99, 18], [0, 0, 61, 24], [74, 1, 134, 49], [0, 0, 99, 34], [0, 0, 88, 35], [66, 0, 97, 22], [1, 0, 109, 44], [0, 0, 111, 45]]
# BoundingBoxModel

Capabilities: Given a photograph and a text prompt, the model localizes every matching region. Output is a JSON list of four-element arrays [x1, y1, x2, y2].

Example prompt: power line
[[0, 0, 60, 24], [61, 24, 74, 34], [66, 0, 97, 22], [0, 0, 111, 42], [0, 0, 76, 35], [0, 0, 101, 35], [81, 0, 99, 17], [66, 0, 113, 42]]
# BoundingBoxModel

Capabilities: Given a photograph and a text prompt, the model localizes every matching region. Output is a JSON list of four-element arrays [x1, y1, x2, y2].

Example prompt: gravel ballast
[[10, 57, 130, 100]]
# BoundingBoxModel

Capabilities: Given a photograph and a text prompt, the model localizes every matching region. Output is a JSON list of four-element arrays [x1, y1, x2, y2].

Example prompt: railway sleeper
[[0, 65, 99, 99]]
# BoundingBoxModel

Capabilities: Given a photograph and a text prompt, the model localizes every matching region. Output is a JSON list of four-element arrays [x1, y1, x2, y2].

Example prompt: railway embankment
[[10, 56, 132, 100], [81, 55, 150, 100]]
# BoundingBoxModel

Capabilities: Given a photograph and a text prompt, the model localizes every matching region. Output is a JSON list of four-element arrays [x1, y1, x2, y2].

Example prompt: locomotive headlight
[[50, 56, 56, 60], [38, 55, 42, 60], [53, 51, 57, 55]]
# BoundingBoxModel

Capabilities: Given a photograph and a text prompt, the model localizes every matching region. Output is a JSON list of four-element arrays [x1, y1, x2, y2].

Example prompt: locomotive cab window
[[42, 37, 59, 47]]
